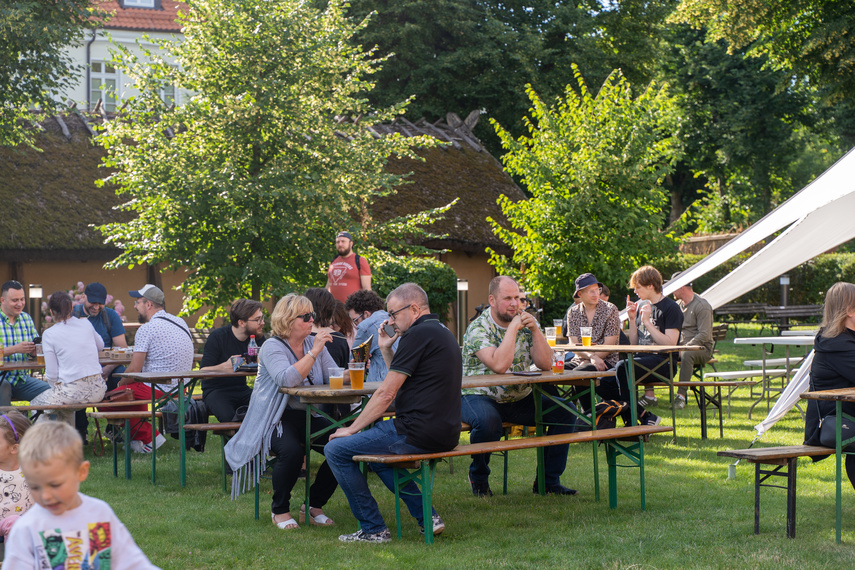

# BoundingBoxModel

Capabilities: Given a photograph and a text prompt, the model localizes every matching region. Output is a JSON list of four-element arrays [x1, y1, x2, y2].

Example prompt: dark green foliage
[[371, 254, 458, 323], [0, 1, 101, 147]]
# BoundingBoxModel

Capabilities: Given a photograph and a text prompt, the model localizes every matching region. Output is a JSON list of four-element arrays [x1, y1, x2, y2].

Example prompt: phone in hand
[[383, 324, 396, 338]]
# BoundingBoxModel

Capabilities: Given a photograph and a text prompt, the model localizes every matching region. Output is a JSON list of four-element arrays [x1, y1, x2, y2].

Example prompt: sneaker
[[105, 424, 124, 444], [469, 475, 493, 497], [129, 440, 153, 454], [338, 529, 392, 543], [672, 394, 687, 410], [419, 514, 445, 536], [643, 413, 662, 426], [638, 395, 658, 408], [532, 481, 578, 496]]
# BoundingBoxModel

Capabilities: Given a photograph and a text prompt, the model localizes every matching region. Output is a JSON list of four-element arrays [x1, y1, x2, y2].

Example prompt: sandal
[[299, 505, 336, 526], [271, 513, 299, 530]]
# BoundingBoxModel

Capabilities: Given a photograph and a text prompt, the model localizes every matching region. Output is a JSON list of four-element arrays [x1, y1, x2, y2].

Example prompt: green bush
[[371, 254, 458, 323]]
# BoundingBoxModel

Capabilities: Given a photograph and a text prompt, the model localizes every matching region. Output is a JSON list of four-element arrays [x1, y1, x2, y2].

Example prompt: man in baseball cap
[[326, 230, 371, 303], [128, 284, 165, 306]]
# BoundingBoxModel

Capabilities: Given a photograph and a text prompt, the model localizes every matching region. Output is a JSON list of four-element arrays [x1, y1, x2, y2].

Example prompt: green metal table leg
[[421, 461, 434, 545], [124, 419, 132, 480], [836, 400, 842, 544], [150, 386, 157, 484], [393, 466, 404, 539], [534, 391, 545, 495], [178, 381, 187, 487]]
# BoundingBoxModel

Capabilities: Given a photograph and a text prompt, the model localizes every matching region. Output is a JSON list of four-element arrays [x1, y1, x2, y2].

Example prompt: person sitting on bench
[[670, 273, 714, 410], [804, 281, 855, 489]]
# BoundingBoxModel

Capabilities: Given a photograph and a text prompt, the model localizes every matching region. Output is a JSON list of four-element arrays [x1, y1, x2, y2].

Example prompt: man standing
[[461, 276, 577, 497], [325, 283, 461, 543], [0, 281, 50, 406], [345, 289, 391, 384], [117, 284, 194, 453], [326, 231, 371, 303], [671, 274, 714, 410], [199, 299, 265, 422]]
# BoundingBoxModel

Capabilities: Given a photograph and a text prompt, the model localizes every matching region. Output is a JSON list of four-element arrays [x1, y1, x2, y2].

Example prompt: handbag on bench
[[102, 387, 135, 402]]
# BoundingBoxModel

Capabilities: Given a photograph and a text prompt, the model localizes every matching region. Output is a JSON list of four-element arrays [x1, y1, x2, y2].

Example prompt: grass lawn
[[76, 324, 855, 569]]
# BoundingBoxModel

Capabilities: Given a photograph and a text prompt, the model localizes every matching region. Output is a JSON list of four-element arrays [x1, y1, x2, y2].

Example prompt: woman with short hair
[[224, 294, 339, 530]]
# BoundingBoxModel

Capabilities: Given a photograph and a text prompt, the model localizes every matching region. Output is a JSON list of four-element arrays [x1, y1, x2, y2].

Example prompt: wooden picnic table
[[280, 368, 631, 519], [800, 387, 855, 543], [115, 369, 254, 486], [734, 336, 813, 418]]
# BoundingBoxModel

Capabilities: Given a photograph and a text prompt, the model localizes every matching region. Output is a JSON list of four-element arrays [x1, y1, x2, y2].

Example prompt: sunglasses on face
[[295, 311, 316, 323]]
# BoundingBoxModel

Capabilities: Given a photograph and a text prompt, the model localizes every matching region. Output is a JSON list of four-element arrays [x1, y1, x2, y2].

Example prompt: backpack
[[331, 253, 362, 272], [576, 399, 630, 431]]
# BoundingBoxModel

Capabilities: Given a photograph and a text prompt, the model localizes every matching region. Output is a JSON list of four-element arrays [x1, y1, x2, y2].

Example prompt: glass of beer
[[328, 367, 344, 390], [36, 344, 45, 366], [552, 352, 565, 374], [348, 362, 365, 390], [553, 319, 563, 338], [545, 327, 557, 347], [580, 327, 592, 347]]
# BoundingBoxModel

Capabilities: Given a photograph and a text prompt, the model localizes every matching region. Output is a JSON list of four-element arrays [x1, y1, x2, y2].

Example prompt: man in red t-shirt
[[326, 231, 372, 303]]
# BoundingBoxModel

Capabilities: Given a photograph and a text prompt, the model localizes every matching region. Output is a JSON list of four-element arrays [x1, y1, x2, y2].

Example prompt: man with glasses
[[200, 299, 266, 422], [326, 283, 462, 543], [345, 289, 391, 383], [115, 284, 194, 453], [461, 276, 578, 497], [0, 280, 50, 406]]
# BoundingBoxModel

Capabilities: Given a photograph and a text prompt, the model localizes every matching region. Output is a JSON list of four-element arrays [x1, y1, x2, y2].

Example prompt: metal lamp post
[[456, 279, 469, 344], [29, 284, 43, 335]]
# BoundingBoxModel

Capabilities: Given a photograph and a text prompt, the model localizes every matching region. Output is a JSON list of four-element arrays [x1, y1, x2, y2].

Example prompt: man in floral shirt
[[461, 276, 577, 497]]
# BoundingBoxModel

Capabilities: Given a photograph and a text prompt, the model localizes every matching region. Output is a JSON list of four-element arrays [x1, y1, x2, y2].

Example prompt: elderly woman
[[224, 294, 339, 530], [804, 282, 855, 489], [30, 292, 106, 424]]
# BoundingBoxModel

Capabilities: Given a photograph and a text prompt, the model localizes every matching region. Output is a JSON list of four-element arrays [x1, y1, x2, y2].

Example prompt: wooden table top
[[116, 369, 255, 383], [734, 336, 815, 346], [801, 388, 855, 402], [550, 344, 704, 353], [279, 369, 610, 399]]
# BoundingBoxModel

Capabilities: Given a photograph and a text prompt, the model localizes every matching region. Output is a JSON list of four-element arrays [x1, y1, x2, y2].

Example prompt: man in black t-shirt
[[199, 299, 266, 422], [325, 283, 462, 544], [598, 266, 682, 426]]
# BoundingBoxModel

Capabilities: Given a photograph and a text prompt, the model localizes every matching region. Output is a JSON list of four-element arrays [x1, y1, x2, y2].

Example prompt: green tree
[[0, 0, 100, 147], [672, 0, 855, 99], [488, 68, 680, 299], [97, 0, 451, 323]]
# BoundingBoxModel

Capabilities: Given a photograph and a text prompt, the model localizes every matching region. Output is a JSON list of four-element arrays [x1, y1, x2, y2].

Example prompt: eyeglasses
[[247, 317, 265, 323], [295, 311, 316, 323], [351, 313, 365, 325], [387, 304, 413, 322]]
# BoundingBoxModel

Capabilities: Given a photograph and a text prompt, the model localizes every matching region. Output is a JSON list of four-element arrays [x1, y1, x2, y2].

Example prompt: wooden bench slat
[[353, 426, 673, 464], [743, 357, 804, 368], [183, 422, 241, 432], [88, 411, 162, 420], [717, 445, 832, 462], [703, 369, 790, 380]]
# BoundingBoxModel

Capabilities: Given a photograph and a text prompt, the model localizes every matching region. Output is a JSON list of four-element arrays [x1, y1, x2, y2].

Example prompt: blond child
[[0, 411, 33, 540], [5, 421, 159, 569]]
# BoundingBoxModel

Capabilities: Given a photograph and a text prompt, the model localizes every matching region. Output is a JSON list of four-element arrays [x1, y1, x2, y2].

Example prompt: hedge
[[371, 254, 458, 324]]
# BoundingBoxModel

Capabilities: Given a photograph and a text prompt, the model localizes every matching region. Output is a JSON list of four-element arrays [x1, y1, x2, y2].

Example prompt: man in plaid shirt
[[0, 281, 50, 406]]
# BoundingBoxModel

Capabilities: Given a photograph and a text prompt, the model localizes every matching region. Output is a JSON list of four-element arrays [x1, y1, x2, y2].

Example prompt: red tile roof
[[95, 1, 186, 33]]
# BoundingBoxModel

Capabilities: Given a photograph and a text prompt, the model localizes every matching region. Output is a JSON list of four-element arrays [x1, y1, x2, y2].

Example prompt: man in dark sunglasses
[[326, 283, 461, 543]]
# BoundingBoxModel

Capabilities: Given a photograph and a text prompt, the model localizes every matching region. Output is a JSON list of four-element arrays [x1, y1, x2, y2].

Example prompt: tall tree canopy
[[673, 0, 855, 99], [98, 0, 449, 322], [488, 68, 680, 298], [0, 0, 100, 147]]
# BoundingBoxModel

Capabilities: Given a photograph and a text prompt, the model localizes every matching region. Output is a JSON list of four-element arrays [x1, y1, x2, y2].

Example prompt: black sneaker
[[338, 529, 392, 543], [644, 413, 662, 426], [533, 480, 578, 495], [469, 475, 493, 497], [419, 514, 446, 536]]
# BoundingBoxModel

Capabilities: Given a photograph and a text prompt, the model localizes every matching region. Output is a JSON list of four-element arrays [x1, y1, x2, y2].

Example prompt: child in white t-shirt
[[5, 421, 160, 569], [0, 410, 33, 540]]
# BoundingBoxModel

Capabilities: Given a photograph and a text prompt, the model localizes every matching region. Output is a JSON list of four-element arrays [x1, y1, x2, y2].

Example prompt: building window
[[123, 0, 157, 7], [160, 82, 176, 107], [90, 61, 118, 112]]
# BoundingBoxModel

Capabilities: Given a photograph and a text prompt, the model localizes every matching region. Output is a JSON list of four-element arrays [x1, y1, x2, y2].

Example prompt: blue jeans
[[325, 420, 438, 534], [1, 375, 50, 406], [461, 392, 576, 486]]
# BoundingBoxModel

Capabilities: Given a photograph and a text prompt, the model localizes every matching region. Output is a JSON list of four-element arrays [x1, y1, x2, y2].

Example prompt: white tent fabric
[[754, 350, 814, 438], [663, 146, 855, 303], [700, 190, 855, 309]]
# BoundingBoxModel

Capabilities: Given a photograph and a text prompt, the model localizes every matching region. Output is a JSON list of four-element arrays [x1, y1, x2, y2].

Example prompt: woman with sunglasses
[[225, 294, 340, 530]]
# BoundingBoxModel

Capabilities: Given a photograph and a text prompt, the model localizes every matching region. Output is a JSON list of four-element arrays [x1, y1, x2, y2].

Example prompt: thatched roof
[[0, 111, 523, 260], [0, 113, 127, 261]]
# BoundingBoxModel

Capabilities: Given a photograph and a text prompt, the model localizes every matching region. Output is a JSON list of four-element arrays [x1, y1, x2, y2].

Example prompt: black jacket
[[803, 327, 855, 452]]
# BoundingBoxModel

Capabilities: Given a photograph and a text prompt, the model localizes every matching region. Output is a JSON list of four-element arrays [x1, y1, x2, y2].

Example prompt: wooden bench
[[184, 421, 242, 492], [765, 305, 823, 334], [703, 369, 793, 419], [717, 445, 833, 538], [647, 381, 758, 438], [744, 357, 805, 368], [88, 411, 163, 480], [189, 327, 214, 352], [713, 303, 768, 336], [353, 425, 672, 544]]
